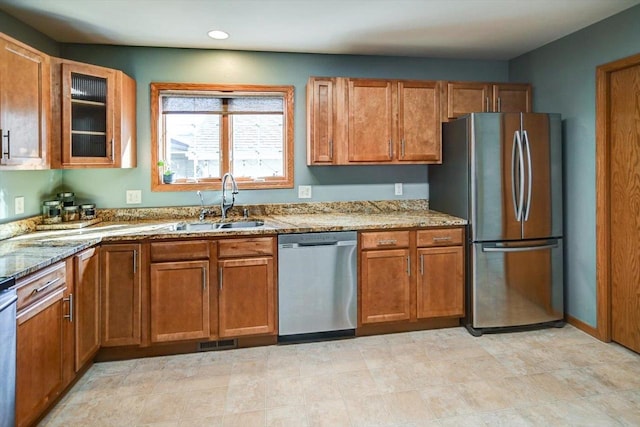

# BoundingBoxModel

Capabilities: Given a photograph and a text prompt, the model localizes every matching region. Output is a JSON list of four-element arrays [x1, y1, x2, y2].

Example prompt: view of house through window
[[151, 84, 294, 190]]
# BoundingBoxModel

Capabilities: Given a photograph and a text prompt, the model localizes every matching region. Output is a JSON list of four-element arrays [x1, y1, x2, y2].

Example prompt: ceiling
[[0, 0, 638, 60]]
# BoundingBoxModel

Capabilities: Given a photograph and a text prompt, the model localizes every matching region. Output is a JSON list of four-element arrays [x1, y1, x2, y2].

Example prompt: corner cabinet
[[446, 81, 531, 120], [51, 59, 136, 168], [0, 33, 50, 169], [306, 77, 442, 165]]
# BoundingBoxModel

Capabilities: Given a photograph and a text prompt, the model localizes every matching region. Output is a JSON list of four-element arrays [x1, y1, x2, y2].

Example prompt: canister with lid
[[42, 200, 62, 224], [62, 205, 80, 222], [79, 204, 96, 220], [57, 192, 75, 207]]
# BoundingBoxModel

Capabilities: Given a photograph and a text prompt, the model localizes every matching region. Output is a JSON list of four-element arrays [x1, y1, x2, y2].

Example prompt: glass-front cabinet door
[[61, 62, 116, 166]]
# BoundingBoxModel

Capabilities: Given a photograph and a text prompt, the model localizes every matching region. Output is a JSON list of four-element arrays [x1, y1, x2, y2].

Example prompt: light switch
[[126, 190, 142, 204], [298, 185, 312, 199], [395, 183, 403, 196], [14, 196, 24, 214]]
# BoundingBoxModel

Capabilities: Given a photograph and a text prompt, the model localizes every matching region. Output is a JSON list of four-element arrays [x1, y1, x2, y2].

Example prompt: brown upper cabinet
[[51, 58, 136, 168], [307, 77, 442, 165], [0, 33, 50, 169], [446, 81, 532, 120]]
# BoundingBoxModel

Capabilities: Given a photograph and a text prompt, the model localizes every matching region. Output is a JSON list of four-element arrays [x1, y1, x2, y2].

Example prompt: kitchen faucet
[[221, 172, 238, 219]]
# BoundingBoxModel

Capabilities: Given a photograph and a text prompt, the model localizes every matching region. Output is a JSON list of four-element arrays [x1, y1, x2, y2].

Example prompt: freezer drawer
[[470, 238, 563, 329]]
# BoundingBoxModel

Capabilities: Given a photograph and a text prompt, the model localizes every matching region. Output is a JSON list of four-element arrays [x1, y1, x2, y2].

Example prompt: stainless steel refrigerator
[[430, 113, 564, 336]]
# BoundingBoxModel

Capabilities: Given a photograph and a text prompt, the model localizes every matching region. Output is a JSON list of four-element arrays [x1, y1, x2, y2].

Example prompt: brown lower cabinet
[[74, 248, 100, 370], [359, 227, 465, 326]]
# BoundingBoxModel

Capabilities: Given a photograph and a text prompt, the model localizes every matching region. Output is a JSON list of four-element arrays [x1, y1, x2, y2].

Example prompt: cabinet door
[[0, 35, 49, 168], [398, 81, 441, 162], [493, 83, 531, 113], [360, 249, 411, 324], [16, 289, 65, 427], [150, 260, 210, 343], [61, 61, 116, 167], [446, 82, 491, 119], [218, 257, 275, 338], [100, 244, 141, 347], [307, 78, 336, 164], [347, 79, 393, 162], [417, 246, 464, 319], [74, 248, 100, 370]]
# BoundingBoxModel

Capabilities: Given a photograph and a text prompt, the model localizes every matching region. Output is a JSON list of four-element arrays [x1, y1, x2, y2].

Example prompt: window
[[151, 83, 294, 191]]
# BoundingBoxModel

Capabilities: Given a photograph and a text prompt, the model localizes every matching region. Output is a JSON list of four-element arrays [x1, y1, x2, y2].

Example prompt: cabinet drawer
[[417, 228, 464, 247], [16, 261, 67, 311], [150, 240, 210, 262], [218, 237, 274, 258], [360, 231, 410, 250]]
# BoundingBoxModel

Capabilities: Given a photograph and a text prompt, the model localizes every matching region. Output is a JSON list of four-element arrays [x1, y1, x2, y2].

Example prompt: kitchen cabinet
[[0, 32, 50, 169], [306, 77, 442, 165], [100, 243, 142, 347], [15, 262, 68, 427], [446, 81, 531, 120], [218, 237, 276, 338], [306, 77, 337, 164], [51, 58, 136, 168], [359, 227, 465, 326], [149, 240, 211, 343], [73, 247, 100, 370], [416, 229, 465, 319]]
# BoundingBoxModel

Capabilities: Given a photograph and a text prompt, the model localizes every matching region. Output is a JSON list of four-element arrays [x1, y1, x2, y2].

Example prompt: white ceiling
[[0, 0, 638, 60]]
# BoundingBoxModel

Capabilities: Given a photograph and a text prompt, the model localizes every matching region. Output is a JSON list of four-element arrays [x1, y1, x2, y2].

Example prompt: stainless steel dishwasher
[[278, 232, 357, 341], [0, 277, 17, 427]]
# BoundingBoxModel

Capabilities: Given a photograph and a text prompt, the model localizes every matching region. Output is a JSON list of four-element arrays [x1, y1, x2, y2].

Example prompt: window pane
[[231, 114, 284, 178], [165, 114, 221, 179]]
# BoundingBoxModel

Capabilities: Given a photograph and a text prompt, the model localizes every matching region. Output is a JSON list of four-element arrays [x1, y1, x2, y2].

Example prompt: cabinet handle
[[329, 139, 333, 160], [420, 254, 424, 276], [31, 277, 60, 294], [376, 239, 397, 246], [110, 139, 114, 160], [388, 140, 393, 158], [406, 255, 411, 276], [63, 293, 74, 323], [497, 97, 502, 112], [219, 267, 223, 291], [0, 128, 3, 160], [2, 129, 10, 159], [485, 97, 489, 112], [401, 139, 405, 158], [432, 236, 452, 242], [202, 268, 207, 290], [132, 250, 137, 274]]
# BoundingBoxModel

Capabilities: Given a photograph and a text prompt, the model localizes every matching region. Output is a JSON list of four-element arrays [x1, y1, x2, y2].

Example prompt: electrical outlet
[[14, 196, 24, 214], [395, 183, 403, 196], [126, 190, 142, 204], [298, 185, 312, 199]]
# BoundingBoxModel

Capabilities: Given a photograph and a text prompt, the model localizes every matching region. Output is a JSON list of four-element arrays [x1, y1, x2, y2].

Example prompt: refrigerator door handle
[[481, 240, 559, 253], [523, 130, 533, 221], [511, 130, 525, 221]]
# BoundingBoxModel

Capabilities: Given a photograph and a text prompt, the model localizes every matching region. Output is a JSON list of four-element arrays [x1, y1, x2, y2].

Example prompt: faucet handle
[[243, 208, 249, 219]]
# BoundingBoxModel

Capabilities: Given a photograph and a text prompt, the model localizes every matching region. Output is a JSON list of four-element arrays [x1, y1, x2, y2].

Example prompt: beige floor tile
[[586, 390, 640, 426], [516, 398, 620, 426], [225, 378, 267, 414], [267, 376, 306, 408], [454, 379, 513, 412], [301, 373, 344, 403], [477, 408, 537, 426], [334, 369, 380, 400], [305, 399, 351, 427], [585, 362, 640, 391], [266, 405, 309, 427], [383, 390, 435, 424], [344, 394, 395, 427], [179, 416, 223, 427], [222, 410, 266, 427], [180, 386, 228, 419], [369, 365, 417, 393], [418, 384, 474, 419], [139, 392, 188, 424]]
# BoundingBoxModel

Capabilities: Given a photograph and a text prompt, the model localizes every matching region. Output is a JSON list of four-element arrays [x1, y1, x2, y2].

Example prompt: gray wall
[[509, 4, 640, 327], [58, 44, 507, 209], [0, 10, 62, 223]]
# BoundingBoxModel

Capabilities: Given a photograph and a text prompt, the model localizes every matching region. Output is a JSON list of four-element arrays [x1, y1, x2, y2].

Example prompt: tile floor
[[40, 325, 640, 426]]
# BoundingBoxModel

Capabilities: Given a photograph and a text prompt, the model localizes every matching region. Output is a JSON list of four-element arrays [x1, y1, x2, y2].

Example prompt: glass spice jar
[[79, 204, 96, 220], [42, 200, 62, 224], [57, 192, 75, 207], [62, 205, 80, 222]]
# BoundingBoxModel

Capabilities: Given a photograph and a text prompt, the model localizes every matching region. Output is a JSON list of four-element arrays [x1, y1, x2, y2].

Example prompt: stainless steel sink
[[175, 220, 264, 231]]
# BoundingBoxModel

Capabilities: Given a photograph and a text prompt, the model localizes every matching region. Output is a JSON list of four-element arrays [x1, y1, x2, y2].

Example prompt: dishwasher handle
[[298, 240, 339, 247]]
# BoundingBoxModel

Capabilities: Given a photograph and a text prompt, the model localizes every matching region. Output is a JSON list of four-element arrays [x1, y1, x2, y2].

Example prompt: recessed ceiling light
[[208, 30, 229, 40]]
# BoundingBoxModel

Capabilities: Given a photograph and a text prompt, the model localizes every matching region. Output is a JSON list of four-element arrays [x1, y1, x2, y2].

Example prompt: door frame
[[595, 52, 640, 342]]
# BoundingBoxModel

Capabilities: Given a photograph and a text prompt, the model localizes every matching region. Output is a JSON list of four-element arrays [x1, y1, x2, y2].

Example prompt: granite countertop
[[0, 200, 466, 280]]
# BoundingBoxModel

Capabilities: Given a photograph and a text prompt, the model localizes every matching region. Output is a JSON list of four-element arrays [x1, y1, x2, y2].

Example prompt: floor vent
[[198, 339, 237, 352]]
